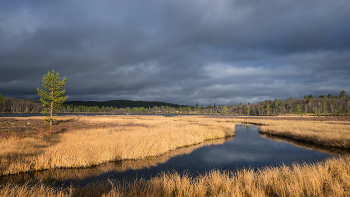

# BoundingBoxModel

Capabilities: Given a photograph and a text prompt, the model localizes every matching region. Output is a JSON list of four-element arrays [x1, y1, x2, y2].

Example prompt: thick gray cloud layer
[[1, 0, 349, 105]]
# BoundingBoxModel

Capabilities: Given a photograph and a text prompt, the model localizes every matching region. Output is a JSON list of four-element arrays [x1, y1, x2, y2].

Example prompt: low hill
[[64, 100, 187, 109]]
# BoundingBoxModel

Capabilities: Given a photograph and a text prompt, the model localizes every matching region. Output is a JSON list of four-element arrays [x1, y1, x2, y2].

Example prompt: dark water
[[80, 125, 332, 180], [1, 124, 338, 187]]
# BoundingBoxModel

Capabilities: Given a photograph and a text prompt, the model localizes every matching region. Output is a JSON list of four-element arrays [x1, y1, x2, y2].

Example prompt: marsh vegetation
[[234, 117, 350, 149], [1, 157, 349, 197], [1, 91, 350, 116], [0, 116, 235, 175], [0, 115, 350, 196]]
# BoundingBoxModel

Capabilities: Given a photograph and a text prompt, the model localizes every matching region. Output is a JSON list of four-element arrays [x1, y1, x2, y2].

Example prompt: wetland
[[0, 115, 349, 196]]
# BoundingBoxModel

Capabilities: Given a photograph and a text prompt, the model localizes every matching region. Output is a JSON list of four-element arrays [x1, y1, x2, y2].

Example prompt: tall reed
[[234, 118, 350, 149], [0, 116, 235, 175], [1, 157, 348, 197]]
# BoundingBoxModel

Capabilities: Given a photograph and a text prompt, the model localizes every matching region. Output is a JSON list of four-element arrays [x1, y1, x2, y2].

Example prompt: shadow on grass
[[259, 133, 350, 157]]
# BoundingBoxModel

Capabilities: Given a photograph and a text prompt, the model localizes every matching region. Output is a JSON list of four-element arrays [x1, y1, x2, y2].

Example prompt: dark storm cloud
[[0, 0, 349, 105]]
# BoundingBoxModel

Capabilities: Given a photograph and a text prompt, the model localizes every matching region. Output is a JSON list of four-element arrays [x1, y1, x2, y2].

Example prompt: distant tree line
[[59, 104, 194, 114], [195, 91, 350, 116], [64, 100, 185, 109], [0, 94, 194, 114], [1, 91, 349, 116], [0, 96, 43, 113]]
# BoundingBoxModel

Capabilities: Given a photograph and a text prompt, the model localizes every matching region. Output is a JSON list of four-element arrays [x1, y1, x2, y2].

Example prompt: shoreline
[[234, 118, 350, 150], [1, 156, 349, 197], [1, 116, 350, 196], [0, 116, 236, 175], [1, 116, 350, 175]]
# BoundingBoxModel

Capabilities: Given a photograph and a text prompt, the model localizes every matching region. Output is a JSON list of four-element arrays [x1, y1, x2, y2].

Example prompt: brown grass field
[[232, 116, 350, 149], [1, 137, 232, 185], [1, 115, 350, 196], [0, 115, 235, 175], [1, 157, 349, 197]]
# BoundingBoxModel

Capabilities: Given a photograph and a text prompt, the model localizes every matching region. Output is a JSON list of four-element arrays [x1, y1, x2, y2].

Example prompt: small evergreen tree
[[246, 104, 250, 115], [265, 103, 271, 116], [313, 108, 317, 117], [339, 91, 347, 98], [273, 99, 278, 113], [37, 70, 68, 126], [222, 105, 229, 115], [295, 104, 302, 116], [321, 97, 327, 116], [259, 105, 264, 115], [338, 106, 343, 116], [306, 97, 311, 105]]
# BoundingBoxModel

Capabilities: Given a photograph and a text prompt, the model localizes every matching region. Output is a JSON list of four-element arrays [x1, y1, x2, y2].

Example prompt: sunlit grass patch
[[0, 115, 235, 175], [233, 118, 350, 149], [1, 157, 349, 197]]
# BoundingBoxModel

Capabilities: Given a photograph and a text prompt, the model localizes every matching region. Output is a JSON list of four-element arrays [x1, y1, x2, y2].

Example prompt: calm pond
[[1, 124, 341, 187]]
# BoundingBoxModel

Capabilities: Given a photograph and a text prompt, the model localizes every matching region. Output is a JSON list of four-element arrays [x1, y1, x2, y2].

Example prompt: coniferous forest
[[0, 91, 349, 116]]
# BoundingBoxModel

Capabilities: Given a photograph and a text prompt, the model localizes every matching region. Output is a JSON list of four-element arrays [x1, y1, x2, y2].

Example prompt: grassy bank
[[1, 138, 232, 184], [1, 157, 349, 197], [233, 117, 350, 150], [2, 115, 350, 196], [259, 133, 350, 157], [0, 116, 235, 175]]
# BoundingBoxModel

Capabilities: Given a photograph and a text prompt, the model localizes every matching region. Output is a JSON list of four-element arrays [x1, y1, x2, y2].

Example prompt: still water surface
[[1, 124, 337, 187], [80, 124, 333, 180]]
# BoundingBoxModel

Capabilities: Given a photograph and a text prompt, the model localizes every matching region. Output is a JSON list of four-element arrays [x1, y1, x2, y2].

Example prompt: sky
[[1, 0, 350, 106]]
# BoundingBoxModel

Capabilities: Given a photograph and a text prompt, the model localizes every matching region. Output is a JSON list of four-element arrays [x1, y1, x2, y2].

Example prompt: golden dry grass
[[259, 133, 350, 157], [1, 116, 350, 196], [1, 157, 349, 197], [0, 115, 235, 175], [234, 118, 350, 149], [2, 138, 231, 184]]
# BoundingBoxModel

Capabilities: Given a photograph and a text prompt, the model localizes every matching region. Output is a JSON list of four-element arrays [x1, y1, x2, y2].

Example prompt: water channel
[[1, 124, 342, 188]]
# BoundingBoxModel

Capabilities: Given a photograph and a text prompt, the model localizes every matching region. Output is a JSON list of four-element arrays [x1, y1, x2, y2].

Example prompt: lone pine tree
[[37, 70, 68, 126]]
